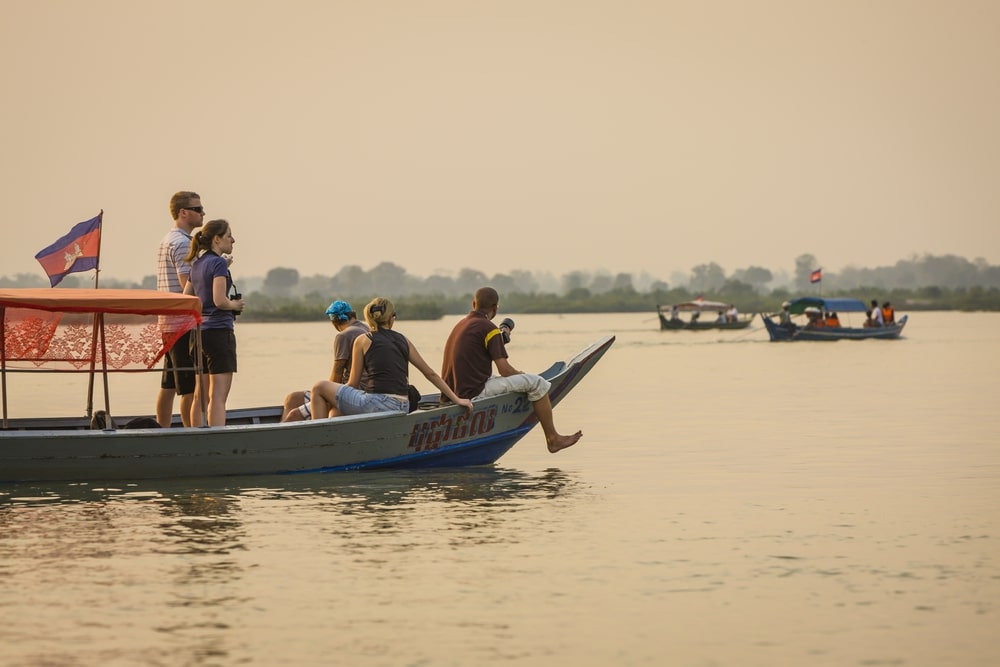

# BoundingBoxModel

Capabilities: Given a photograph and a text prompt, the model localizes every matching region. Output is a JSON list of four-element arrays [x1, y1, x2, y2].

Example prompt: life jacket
[[881, 306, 894, 323], [825, 316, 840, 327]]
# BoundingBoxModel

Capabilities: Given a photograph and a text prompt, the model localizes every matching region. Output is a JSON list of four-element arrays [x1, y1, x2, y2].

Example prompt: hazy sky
[[2, 1, 998, 284]]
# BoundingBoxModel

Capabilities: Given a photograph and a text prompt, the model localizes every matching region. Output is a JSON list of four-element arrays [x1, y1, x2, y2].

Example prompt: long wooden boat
[[0, 288, 614, 483], [760, 297, 908, 341], [657, 300, 754, 330]]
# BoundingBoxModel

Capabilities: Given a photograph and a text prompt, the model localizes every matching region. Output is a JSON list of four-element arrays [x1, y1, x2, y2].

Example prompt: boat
[[656, 300, 754, 330], [760, 297, 908, 341], [0, 288, 614, 483]]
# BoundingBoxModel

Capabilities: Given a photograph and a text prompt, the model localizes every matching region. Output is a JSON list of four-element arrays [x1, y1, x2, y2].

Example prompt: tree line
[[3, 252, 998, 318]]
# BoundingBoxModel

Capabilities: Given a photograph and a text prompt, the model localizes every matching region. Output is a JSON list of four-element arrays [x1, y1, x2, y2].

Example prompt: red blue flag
[[810, 268, 822, 283], [35, 213, 102, 287]]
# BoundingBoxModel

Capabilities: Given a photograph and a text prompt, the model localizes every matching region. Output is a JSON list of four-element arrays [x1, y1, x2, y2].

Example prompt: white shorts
[[477, 374, 551, 402]]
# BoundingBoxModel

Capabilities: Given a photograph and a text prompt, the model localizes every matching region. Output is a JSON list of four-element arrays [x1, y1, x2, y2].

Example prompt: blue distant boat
[[761, 297, 908, 341]]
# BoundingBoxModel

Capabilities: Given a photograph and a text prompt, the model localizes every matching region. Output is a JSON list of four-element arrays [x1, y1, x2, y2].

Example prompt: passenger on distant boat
[[866, 299, 885, 327], [779, 301, 794, 329], [726, 304, 738, 322], [804, 307, 824, 329], [825, 312, 841, 327], [881, 302, 895, 324], [670, 305, 681, 321]]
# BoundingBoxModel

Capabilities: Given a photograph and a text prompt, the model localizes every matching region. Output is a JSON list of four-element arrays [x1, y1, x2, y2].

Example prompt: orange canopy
[[0, 288, 202, 370], [0, 288, 203, 317]]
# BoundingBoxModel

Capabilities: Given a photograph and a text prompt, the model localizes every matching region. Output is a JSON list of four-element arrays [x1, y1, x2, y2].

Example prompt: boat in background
[[657, 300, 754, 330], [0, 288, 613, 483], [761, 296, 908, 341]]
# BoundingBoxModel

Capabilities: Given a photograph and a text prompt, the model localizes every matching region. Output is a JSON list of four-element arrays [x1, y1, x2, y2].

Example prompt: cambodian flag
[[34, 212, 102, 287], [810, 268, 822, 284]]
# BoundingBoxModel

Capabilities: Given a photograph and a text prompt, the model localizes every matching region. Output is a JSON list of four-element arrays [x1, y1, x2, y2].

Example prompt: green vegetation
[[232, 284, 1000, 322], [4, 252, 999, 319]]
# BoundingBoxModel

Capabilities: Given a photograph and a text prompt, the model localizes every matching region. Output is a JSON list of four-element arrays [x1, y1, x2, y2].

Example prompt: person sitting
[[690, 311, 700, 323], [726, 304, 738, 322], [669, 305, 681, 321], [281, 300, 370, 422], [825, 311, 841, 327], [778, 301, 795, 329], [309, 297, 472, 420], [715, 311, 727, 323], [804, 307, 824, 329], [866, 299, 884, 327], [881, 301, 895, 324], [441, 287, 583, 453]]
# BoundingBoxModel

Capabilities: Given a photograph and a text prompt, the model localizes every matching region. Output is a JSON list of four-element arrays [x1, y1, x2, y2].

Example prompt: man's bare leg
[[156, 388, 175, 428], [178, 393, 194, 427], [531, 395, 583, 453]]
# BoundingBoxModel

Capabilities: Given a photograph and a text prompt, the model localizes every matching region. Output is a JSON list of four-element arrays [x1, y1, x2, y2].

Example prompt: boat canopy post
[[85, 311, 101, 419], [98, 312, 112, 419], [1, 305, 7, 429]]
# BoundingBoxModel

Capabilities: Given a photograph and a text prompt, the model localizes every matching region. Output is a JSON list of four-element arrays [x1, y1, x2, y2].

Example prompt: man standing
[[441, 286, 582, 453], [281, 300, 371, 421], [155, 191, 205, 427]]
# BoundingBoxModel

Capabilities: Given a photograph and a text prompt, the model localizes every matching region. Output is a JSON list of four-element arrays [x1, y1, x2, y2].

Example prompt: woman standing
[[183, 219, 245, 426], [310, 297, 472, 420]]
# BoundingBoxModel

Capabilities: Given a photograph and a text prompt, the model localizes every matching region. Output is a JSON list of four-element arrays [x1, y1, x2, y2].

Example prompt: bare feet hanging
[[547, 430, 583, 453]]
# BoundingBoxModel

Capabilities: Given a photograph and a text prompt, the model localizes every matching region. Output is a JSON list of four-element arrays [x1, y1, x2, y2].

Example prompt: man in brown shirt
[[441, 286, 582, 453]]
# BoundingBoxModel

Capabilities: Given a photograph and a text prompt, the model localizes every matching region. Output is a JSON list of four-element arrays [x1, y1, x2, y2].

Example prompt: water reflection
[[0, 467, 582, 665]]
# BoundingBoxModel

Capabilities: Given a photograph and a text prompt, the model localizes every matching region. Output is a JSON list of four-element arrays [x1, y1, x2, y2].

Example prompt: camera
[[499, 317, 515, 344], [231, 292, 243, 317]]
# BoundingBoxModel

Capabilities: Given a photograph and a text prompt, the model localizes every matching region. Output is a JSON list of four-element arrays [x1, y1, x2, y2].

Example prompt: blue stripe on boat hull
[[288, 426, 533, 474]]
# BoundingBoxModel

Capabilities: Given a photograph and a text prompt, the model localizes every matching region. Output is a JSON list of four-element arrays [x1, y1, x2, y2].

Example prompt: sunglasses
[[183, 206, 205, 214]]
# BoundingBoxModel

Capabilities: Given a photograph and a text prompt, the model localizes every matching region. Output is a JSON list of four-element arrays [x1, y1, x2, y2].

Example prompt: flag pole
[[93, 209, 103, 289], [85, 210, 104, 417]]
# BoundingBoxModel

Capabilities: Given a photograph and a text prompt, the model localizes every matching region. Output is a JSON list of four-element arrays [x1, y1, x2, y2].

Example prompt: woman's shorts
[[192, 328, 238, 375], [336, 385, 408, 415]]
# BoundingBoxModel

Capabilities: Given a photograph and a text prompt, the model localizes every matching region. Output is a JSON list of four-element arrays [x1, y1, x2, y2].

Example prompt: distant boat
[[656, 300, 754, 330], [760, 297, 908, 341]]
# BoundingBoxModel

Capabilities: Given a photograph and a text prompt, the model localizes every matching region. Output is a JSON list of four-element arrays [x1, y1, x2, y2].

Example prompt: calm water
[[1, 312, 998, 666]]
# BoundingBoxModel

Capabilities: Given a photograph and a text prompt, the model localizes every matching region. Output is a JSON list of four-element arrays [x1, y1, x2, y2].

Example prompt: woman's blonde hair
[[363, 297, 395, 331]]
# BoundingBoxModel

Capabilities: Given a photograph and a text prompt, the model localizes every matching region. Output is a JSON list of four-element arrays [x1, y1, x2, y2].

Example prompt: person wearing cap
[[308, 297, 473, 420], [280, 299, 370, 422], [778, 301, 795, 330], [804, 306, 824, 329]]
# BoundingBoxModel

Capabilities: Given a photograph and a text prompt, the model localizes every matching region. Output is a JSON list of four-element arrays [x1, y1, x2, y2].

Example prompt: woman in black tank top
[[308, 297, 472, 419]]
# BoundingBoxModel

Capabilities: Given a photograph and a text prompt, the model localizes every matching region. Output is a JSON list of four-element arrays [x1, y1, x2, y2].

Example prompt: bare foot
[[547, 430, 583, 453]]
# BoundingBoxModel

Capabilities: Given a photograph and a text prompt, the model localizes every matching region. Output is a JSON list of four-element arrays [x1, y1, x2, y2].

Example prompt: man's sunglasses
[[183, 206, 205, 214]]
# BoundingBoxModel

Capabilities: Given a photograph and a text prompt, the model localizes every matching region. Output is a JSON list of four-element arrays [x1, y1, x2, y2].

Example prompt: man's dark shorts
[[194, 328, 238, 375], [160, 330, 196, 395]]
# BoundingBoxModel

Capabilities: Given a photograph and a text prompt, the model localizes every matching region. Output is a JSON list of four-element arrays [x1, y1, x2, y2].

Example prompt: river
[[1, 311, 998, 666]]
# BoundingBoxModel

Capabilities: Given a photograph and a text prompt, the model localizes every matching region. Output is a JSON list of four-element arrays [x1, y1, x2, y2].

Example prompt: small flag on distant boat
[[34, 212, 103, 287], [810, 268, 822, 284]]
